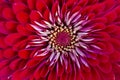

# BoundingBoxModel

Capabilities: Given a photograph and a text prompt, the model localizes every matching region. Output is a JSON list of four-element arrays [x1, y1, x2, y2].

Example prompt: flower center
[[55, 31, 71, 46], [49, 26, 76, 52]]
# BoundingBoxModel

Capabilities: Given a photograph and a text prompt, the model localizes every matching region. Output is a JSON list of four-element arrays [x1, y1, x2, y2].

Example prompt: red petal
[[66, 0, 77, 9], [0, 0, 5, 3], [12, 71, 21, 80], [34, 66, 43, 79], [68, 65, 76, 80], [91, 68, 101, 80], [48, 68, 57, 80], [115, 6, 120, 16], [78, 0, 88, 7], [0, 37, 8, 49], [52, 0, 59, 16], [26, 59, 39, 68], [17, 24, 32, 36], [0, 22, 8, 34], [81, 6, 92, 16], [91, 3, 105, 14], [0, 50, 3, 59], [2, 7, 15, 20], [87, 13, 95, 19], [19, 68, 32, 80], [43, 8, 50, 21], [110, 51, 120, 62], [71, 6, 81, 14], [95, 32, 110, 41], [105, 24, 118, 33], [92, 23, 105, 30], [0, 66, 11, 77], [30, 10, 42, 21], [0, 60, 8, 70], [9, 59, 21, 70], [76, 70, 83, 80], [39, 65, 49, 78], [5, 21, 17, 32], [27, 0, 36, 9], [66, 59, 72, 73], [60, 72, 68, 80], [36, 0, 46, 15], [4, 33, 22, 46], [104, 0, 115, 10], [113, 63, 120, 80], [13, 39, 28, 51], [87, 0, 98, 5], [57, 63, 64, 77], [82, 69, 92, 80], [111, 38, 120, 51], [101, 72, 115, 80], [17, 60, 27, 69], [92, 17, 107, 24], [97, 54, 109, 62], [98, 62, 112, 73], [12, 2, 28, 13], [16, 11, 29, 23], [61, 3, 67, 20], [105, 10, 117, 23], [3, 48, 16, 58], [18, 49, 30, 59], [87, 58, 99, 66], [26, 24, 36, 32]]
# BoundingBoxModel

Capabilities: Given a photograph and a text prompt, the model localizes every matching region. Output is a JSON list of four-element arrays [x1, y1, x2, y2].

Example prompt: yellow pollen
[[49, 26, 77, 52]]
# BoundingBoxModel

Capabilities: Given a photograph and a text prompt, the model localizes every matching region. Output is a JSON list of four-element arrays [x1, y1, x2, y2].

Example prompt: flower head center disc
[[55, 31, 71, 46], [49, 26, 76, 52]]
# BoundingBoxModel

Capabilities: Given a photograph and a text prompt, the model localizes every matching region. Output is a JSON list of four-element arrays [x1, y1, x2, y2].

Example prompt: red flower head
[[0, 0, 120, 80]]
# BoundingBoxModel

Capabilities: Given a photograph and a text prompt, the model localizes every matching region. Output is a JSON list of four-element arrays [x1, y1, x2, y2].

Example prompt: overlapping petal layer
[[0, 0, 120, 80]]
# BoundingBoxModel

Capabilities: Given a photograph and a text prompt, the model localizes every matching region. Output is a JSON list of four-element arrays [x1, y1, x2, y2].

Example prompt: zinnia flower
[[0, 0, 120, 80]]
